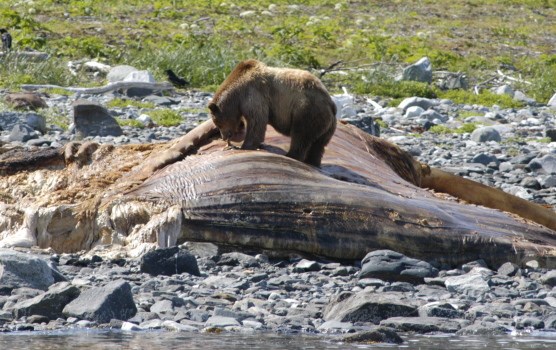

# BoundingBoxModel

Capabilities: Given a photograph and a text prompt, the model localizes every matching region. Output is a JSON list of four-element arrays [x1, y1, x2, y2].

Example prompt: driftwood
[[0, 120, 554, 267], [20, 81, 174, 94]]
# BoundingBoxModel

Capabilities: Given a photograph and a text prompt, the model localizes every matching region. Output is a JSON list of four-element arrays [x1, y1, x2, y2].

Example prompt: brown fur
[[208, 59, 337, 167]]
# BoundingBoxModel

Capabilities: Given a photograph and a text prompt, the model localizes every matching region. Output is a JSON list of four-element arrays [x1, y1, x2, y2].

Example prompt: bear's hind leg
[[285, 130, 311, 164], [304, 123, 336, 167]]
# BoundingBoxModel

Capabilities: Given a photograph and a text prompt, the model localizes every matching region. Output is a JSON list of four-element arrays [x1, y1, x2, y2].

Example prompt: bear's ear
[[208, 102, 220, 116]]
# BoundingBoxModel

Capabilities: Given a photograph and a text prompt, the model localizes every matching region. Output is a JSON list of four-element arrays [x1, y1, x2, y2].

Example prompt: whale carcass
[[0, 120, 555, 267]]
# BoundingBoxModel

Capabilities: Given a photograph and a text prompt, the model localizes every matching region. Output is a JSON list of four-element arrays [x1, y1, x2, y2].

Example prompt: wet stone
[[140, 247, 200, 277], [497, 262, 520, 276], [359, 249, 438, 283], [62, 280, 137, 323], [380, 316, 469, 333], [343, 326, 403, 344]]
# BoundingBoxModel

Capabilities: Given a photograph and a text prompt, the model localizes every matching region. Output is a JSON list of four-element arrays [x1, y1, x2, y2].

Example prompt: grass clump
[[44, 87, 73, 96], [374, 118, 388, 129], [41, 107, 69, 130], [116, 118, 145, 128], [429, 123, 479, 134], [147, 109, 182, 127], [0, 54, 79, 88], [107, 98, 155, 109], [429, 125, 453, 134], [456, 123, 479, 134], [437, 90, 523, 109], [457, 111, 484, 119]]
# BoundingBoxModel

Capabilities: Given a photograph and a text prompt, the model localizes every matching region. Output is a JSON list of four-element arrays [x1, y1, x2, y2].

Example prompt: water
[[1, 331, 556, 350]]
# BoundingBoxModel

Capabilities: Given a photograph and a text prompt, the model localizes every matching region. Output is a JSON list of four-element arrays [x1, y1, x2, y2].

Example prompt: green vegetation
[[457, 111, 484, 119], [44, 87, 73, 96], [429, 123, 480, 134], [107, 98, 155, 109], [146, 109, 182, 127], [0, 1, 554, 103], [374, 119, 388, 129], [41, 107, 70, 130], [116, 118, 145, 128], [437, 90, 524, 109]]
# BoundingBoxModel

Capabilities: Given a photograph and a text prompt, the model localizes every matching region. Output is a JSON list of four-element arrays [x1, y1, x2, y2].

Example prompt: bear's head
[[208, 102, 246, 143]]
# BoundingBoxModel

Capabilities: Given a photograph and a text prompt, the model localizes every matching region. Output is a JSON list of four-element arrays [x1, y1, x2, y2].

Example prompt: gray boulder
[[63, 280, 137, 323], [418, 302, 465, 319], [0, 111, 20, 131], [497, 262, 520, 276], [539, 175, 556, 188], [421, 109, 448, 123], [324, 291, 419, 323], [140, 247, 200, 276], [540, 270, 556, 287], [359, 249, 438, 283], [400, 57, 432, 83], [123, 70, 156, 97], [12, 282, 80, 319], [25, 113, 47, 134], [217, 252, 260, 268], [205, 315, 241, 328], [292, 259, 321, 272], [439, 73, 468, 90], [149, 299, 175, 315], [470, 126, 501, 142], [73, 99, 123, 138], [0, 249, 58, 291], [495, 85, 514, 96], [528, 155, 556, 174], [8, 124, 37, 142], [444, 267, 493, 297], [107, 65, 138, 83], [513, 91, 536, 104], [403, 106, 424, 118], [470, 153, 498, 165]]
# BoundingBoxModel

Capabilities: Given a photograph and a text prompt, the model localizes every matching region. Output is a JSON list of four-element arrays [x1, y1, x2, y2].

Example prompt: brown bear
[[208, 59, 337, 167]]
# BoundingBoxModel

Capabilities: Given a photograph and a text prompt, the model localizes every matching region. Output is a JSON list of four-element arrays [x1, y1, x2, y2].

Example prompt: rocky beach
[[1, 62, 556, 345]]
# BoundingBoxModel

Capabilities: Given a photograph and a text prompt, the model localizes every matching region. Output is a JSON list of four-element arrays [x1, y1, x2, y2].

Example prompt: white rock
[[403, 106, 425, 118], [162, 320, 198, 332], [121, 321, 142, 331], [123, 70, 156, 83], [239, 10, 256, 18], [495, 85, 514, 96], [107, 65, 138, 83], [242, 320, 263, 329], [84, 61, 111, 74]]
